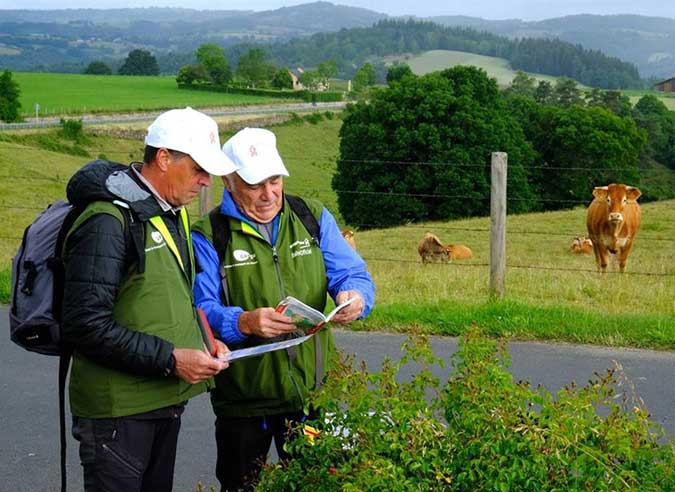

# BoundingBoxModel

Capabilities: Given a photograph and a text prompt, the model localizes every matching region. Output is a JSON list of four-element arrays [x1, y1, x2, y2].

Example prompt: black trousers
[[215, 410, 316, 492], [72, 414, 181, 492]]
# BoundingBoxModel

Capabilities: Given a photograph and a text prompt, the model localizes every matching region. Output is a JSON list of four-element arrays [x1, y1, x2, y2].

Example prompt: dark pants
[[215, 410, 315, 492], [72, 415, 181, 492]]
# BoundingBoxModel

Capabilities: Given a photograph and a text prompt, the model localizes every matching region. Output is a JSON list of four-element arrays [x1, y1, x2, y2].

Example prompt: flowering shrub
[[257, 330, 675, 492]]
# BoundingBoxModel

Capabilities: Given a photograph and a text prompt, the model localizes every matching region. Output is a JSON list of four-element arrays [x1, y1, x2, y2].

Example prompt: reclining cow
[[418, 232, 450, 263]]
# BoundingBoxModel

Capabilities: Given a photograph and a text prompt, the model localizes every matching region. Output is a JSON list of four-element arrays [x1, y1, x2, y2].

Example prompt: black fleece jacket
[[61, 160, 190, 378]]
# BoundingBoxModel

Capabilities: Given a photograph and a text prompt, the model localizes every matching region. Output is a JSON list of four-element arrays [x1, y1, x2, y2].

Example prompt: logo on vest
[[233, 249, 257, 262], [290, 238, 312, 259], [151, 231, 164, 244]]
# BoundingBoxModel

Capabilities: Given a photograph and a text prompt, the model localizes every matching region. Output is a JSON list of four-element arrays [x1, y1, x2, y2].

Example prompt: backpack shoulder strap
[[208, 205, 231, 306], [285, 194, 321, 244]]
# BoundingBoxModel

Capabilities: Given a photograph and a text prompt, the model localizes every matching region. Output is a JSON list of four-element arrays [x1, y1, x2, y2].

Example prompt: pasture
[[383, 50, 570, 87], [1, 117, 674, 349], [13, 72, 293, 117]]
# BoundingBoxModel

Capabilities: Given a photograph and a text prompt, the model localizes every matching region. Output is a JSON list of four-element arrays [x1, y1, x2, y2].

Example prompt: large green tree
[[0, 70, 22, 123], [237, 48, 275, 88], [334, 66, 537, 228], [271, 68, 293, 90], [507, 96, 645, 207], [353, 63, 376, 92], [633, 94, 675, 170], [118, 49, 159, 76], [196, 44, 231, 85], [84, 61, 112, 75]]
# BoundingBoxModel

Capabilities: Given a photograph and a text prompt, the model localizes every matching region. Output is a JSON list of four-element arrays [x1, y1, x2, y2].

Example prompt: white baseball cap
[[222, 127, 289, 185], [145, 107, 237, 176]]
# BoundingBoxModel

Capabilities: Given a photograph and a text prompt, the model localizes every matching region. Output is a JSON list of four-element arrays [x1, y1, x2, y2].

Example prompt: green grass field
[[383, 50, 571, 87], [13, 72, 294, 117], [625, 89, 675, 110], [1, 117, 674, 349]]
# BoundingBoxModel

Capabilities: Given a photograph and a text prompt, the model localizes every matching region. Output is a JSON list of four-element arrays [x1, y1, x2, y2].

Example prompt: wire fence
[[1, 156, 674, 279]]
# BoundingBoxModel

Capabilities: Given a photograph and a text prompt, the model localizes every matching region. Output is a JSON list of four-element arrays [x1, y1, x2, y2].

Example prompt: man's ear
[[154, 148, 172, 173]]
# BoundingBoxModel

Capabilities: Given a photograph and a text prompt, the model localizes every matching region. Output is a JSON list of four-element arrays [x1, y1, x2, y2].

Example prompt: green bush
[[258, 331, 675, 491], [303, 113, 323, 125]]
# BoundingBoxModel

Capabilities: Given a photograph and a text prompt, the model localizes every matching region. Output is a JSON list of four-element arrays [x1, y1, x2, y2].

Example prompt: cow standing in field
[[586, 184, 641, 273]]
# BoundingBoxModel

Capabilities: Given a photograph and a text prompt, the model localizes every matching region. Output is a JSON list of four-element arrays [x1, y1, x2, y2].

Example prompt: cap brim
[[237, 163, 289, 184], [190, 147, 238, 176]]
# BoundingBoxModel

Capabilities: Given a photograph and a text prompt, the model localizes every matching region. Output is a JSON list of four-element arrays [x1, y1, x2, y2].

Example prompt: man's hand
[[214, 339, 230, 361], [173, 348, 228, 384], [330, 291, 364, 324], [239, 307, 297, 338]]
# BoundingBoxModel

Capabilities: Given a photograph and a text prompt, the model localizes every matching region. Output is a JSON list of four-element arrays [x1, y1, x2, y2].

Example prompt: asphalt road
[[0, 102, 347, 131], [2, 306, 674, 492]]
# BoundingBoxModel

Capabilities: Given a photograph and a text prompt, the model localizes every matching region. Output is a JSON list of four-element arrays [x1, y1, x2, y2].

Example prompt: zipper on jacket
[[271, 246, 286, 299], [101, 443, 141, 476]]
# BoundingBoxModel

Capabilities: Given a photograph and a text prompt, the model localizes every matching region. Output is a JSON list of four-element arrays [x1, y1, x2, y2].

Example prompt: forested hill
[[231, 19, 643, 89], [431, 14, 675, 79], [0, 2, 387, 72]]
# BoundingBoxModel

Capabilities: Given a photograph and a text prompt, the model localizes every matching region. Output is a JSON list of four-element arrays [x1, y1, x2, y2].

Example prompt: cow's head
[[592, 184, 641, 225]]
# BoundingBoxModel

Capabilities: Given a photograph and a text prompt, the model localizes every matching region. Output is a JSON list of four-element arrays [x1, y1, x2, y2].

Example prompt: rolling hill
[[431, 14, 675, 79]]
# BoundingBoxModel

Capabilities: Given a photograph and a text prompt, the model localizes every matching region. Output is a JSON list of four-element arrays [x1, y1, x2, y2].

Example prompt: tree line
[[228, 19, 644, 89], [334, 66, 674, 228], [174, 44, 378, 93]]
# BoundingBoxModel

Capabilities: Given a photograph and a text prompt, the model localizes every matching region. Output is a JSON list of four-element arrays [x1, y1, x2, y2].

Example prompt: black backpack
[[10, 197, 143, 492]]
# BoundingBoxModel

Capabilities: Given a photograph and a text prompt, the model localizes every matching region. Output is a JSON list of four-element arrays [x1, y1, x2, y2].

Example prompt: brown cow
[[570, 236, 593, 255], [445, 244, 473, 260], [586, 184, 641, 273], [417, 232, 450, 263], [341, 229, 357, 250]]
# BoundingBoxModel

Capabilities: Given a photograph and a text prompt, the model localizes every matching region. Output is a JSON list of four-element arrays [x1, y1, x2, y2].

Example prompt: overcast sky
[[0, 0, 673, 21]]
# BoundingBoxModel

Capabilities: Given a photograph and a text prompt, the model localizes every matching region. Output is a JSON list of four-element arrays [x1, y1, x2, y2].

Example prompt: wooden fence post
[[199, 185, 212, 217], [490, 152, 507, 299]]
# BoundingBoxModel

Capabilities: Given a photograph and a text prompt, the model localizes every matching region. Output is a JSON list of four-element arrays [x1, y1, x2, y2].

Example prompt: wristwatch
[[164, 353, 176, 376]]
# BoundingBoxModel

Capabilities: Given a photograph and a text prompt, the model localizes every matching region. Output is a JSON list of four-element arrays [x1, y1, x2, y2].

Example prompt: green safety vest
[[192, 197, 333, 417], [67, 201, 209, 418]]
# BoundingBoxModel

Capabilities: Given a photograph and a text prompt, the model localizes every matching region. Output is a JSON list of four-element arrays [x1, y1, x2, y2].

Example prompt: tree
[[196, 44, 231, 86], [0, 70, 21, 123], [353, 63, 376, 92], [507, 71, 536, 98], [176, 64, 207, 86], [553, 77, 583, 107], [271, 68, 293, 90], [118, 49, 159, 76], [299, 70, 320, 91], [633, 94, 675, 170], [316, 59, 338, 88], [334, 66, 537, 228], [237, 48, 275, 88], [514, 103, 644, 207], [585, 89, 631, 117], [84, 61, 112, 75], [534, 80, 554, 104], [386, 64, 413, 84]]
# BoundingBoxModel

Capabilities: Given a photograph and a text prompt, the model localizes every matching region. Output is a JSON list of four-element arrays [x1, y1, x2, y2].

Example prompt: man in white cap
[[192, 127, 375, 491], [61, 107, 235, 492]]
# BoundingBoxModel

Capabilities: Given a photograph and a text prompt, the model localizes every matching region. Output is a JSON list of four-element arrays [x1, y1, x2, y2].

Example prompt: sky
[[0, 0, 673, 20]]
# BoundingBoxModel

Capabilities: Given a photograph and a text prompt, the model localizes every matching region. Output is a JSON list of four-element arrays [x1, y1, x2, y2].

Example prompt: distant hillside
[[0, 2, 387, 73], [384, 50, 567, 87], [244, 20, 642, 89], [431, 14, 675, 79]]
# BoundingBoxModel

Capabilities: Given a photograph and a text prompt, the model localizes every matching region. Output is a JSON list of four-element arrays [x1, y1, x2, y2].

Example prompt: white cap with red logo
[[222, 127, 289, 184], [145, 107, 237, 176]]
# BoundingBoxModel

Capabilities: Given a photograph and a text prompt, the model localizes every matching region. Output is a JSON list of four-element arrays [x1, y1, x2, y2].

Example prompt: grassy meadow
[[1, 116, 674, 349], [13, 72, 295, 117], [383, 50, 570, 87]]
